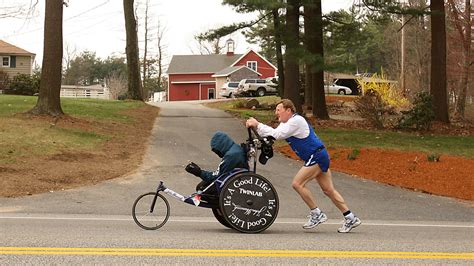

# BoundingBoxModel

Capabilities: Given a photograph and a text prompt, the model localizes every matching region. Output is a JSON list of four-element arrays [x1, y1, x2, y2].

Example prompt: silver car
[[324, 84, 352, 95]]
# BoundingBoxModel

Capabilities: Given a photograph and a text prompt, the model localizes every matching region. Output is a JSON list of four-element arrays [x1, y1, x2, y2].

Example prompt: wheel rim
[[132, 192, 170, 230], [219, 173, 279, 233]]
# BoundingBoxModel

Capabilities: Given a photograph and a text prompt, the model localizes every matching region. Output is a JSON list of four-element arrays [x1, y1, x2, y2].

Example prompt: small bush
[[0, 70, 9, 91], [354, 91, 387, 129], [4, 74, 40, 96], [118, 92, 129, 100], [427, 153, 440, 162], [397, 92, 435, 130], [347, 148, 360, 160], [232, 100, 245, 109]]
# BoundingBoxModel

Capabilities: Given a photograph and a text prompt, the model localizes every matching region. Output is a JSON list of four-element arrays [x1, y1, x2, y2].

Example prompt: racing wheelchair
[[132, 127, 279, 233]]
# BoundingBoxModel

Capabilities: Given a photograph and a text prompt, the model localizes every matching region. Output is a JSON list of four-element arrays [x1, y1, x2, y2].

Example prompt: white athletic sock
[[310, 208, 321, 215], [344, 212, 355, 221]]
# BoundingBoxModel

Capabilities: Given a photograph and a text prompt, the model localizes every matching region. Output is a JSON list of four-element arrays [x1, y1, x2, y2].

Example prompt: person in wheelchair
[[185, 131, 249, 192]]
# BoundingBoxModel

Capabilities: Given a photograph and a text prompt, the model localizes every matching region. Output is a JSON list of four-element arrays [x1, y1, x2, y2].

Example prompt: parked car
[[235, 78, 278, 97], [219, 82, 240, 98], [324, 83, 352, 95]]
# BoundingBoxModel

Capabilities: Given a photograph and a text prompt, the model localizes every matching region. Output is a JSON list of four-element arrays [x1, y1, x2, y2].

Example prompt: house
[[0, 40, 35, 79], [167, 39, 277, 101]]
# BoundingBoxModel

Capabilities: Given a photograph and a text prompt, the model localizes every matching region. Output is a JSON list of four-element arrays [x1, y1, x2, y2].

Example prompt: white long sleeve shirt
[[256, 114, 310, 140]]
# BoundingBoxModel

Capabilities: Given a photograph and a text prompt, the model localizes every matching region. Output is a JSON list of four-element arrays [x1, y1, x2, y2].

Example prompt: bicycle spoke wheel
[[132, 192, 170, 230]]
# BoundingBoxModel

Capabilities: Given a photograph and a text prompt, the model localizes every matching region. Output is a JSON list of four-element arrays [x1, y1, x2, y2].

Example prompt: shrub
[[232, 100, 245, 109], [354, 91, 387, 129], [357, 71, 409, 108], [0, 70, 9, 92], [355, 71, 409, 129], [397, 91, 435, 131], [4, 74, 40, 96], [427, 153, 440, 162], [347, 148, 360, 160]]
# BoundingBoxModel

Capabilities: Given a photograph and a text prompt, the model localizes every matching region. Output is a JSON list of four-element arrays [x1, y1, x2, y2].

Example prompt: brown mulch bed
[[277, 145, 473, 201]]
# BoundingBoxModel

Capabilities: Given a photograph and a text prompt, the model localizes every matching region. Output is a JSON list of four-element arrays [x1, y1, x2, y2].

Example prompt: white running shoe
[[302, 212, 328, 229], [337, 217, 362, 233]]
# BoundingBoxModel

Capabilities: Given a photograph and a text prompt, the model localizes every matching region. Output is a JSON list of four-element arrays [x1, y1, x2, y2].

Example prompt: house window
[[246, 61, 257, 71], [2, 56, 10, 67]]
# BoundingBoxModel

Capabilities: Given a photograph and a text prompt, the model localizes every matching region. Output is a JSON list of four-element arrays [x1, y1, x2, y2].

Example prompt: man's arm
[[247, 117, 300, 140]]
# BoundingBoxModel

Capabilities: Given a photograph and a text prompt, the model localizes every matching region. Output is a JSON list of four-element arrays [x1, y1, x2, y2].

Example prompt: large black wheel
[[132, 192, 170, 230], [219, 172, 279, 233], [256, 88, 266, 97], [212, 208, 232, 228]]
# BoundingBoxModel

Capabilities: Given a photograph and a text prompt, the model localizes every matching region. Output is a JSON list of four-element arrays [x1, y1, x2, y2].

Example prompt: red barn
[[167, 39, 277, 101]]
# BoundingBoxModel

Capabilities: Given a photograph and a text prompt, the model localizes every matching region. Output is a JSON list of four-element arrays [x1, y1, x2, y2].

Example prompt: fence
[[60, 85, 110, 100]]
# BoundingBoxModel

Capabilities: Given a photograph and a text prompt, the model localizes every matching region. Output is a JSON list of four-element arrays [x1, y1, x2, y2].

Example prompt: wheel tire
[[212, 208, 232, 228], [338, 89, 346, 95], [257, 88, 266, 97], [132, 192, 170, 230], [219, 172, 279, 233]]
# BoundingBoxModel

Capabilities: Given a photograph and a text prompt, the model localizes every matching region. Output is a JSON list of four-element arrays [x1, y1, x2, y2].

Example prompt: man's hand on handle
[[185, 162, 202, 177], [246, 117, 259, 128]]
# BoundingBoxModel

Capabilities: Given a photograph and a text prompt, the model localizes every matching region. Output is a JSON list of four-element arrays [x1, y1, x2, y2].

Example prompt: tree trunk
[[272, 8, 285, 97], [123, 0, 143, 100], [306, 0, 328, 119], [303, 5, 312, 108], [430, 0, 449, 123], [451, 0, 471, 120], [29, 0, 64, 116], [142, 0, 149, 98], [157, 21, 164, 91], [284, 0, 302, 113]]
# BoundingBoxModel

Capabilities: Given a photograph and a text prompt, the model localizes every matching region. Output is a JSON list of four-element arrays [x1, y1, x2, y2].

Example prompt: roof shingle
[[0, 40, 35, 56], [167, 54, 242, 74]]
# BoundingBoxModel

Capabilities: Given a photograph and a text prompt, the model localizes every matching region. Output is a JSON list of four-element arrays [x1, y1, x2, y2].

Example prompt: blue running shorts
[[304, 147, 330, 172]]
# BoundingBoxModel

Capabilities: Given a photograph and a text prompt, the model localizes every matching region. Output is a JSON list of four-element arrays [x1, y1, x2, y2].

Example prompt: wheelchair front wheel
[[132, 192, 170, 230]]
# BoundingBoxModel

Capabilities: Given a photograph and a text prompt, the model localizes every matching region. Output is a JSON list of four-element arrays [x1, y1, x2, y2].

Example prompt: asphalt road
[[1, 100, 473, 264]]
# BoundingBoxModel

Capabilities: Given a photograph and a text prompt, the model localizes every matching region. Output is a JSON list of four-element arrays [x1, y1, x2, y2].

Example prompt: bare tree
[[447, 0, 471, 120], [63, 42, 77, 75], [107, 71, 128, 100], [29, 0, 64, 116], [123, 0, 143, 100], [156, 21, 166, 91], [190, 37, 225, 55], [141, 0, 150, 95], [0, 0, 38, 19]]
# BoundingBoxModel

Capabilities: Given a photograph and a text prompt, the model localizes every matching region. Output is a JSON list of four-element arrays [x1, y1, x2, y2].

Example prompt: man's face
[[275, 103, 292, 123]]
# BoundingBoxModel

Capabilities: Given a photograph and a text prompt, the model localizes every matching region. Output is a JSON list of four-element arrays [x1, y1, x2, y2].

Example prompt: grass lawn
[[207, 97, 474, 158], [0, 95, 149, 164]]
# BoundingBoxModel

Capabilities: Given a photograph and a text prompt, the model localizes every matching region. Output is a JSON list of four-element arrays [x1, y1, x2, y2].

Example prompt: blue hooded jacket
[[200, 131, 249, 182]]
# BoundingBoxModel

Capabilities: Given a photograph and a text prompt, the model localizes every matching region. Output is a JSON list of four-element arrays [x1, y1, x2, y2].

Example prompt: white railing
[[60, 85, 110, 100]]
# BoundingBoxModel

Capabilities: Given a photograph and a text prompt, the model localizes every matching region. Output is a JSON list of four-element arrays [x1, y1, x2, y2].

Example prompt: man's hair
[[276, 99, 296, 113]]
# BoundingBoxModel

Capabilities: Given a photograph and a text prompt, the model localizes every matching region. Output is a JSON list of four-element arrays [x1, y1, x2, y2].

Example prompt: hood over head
[[210, 131, 235, 158]]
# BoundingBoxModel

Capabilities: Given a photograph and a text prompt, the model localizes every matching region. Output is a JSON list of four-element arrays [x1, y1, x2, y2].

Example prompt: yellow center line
[[0, 247, 472, 260]]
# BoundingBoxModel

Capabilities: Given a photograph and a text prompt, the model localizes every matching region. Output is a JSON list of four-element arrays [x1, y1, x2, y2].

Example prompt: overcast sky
[[0, 0, 353, 66]]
